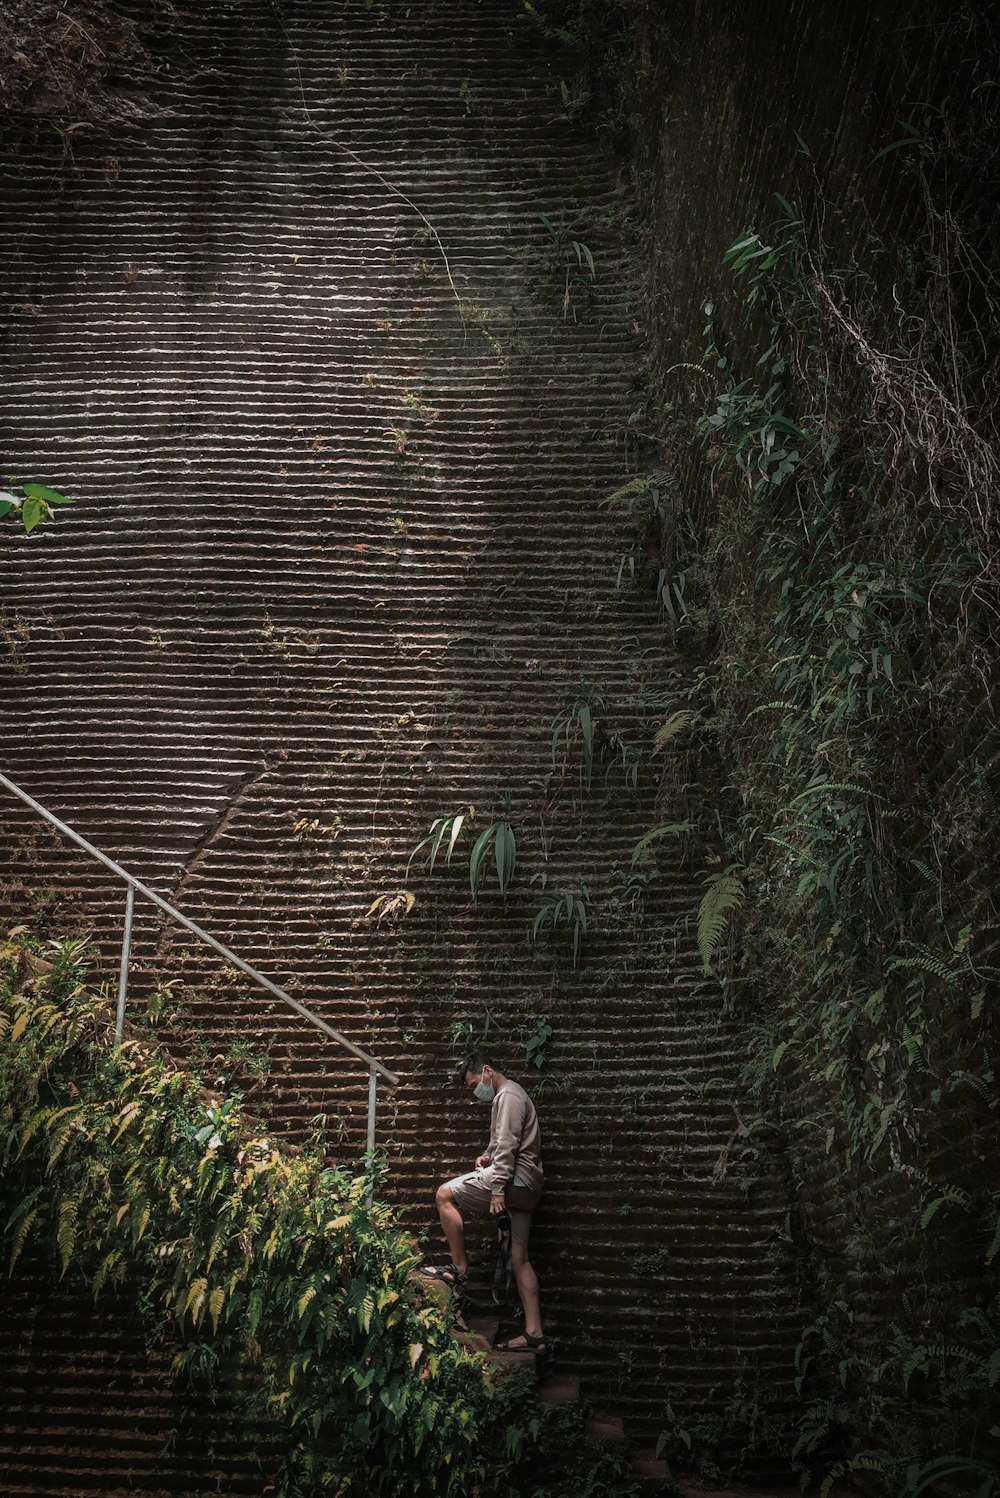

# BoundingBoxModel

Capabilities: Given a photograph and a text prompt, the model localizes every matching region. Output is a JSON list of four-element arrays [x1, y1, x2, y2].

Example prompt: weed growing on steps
[[406, 798, 517, 900], [531, 886, 589, 970], [0, 479, 73, 532]]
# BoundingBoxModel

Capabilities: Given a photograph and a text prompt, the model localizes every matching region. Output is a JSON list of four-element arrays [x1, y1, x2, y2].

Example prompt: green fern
[[631, 821, 692, 866], [6, 1190, 40, 1272], [599, 470, 671, 518], [697, 872, 745, 974]]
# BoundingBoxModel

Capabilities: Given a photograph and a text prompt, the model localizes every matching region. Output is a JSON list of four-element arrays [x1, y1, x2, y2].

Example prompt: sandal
[[419, 1262, 468, 1288], [495, 1332, 548, 1357]]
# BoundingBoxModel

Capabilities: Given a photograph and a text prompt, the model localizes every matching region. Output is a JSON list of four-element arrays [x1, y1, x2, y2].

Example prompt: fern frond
[[184, 1276, 208, 1325], [10, 1004, 34, 1044], [886, 949, 955, 983], [209, 1285, 226, 1333], [631, 821, 692, 866], [985, 1214, 1000, 1265], [697, 873, 745, 974], [652, 711, 698, 753], [57, 1197, 78, 1277], [599, 470, 671, 516], [7, 1205, 39, 1273], [919, 1185, 971, 1229], [46, 1106, 84, 1173]]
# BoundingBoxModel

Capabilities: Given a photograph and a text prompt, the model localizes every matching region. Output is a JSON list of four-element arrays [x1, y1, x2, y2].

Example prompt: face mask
[[473, 1077, 495, 1104]]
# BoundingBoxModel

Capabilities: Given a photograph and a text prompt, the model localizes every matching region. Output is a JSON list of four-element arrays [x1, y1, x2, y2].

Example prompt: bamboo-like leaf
[[446, 814, 465, 864], [578, 704, 593, 786], [494, 822, 516, 894], [469, 823, 496, 897]]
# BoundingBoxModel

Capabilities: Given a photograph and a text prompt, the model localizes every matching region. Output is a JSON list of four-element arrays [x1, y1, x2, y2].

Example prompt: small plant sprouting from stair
[[537, 210, 596, 321], [406, 811, 469, 879], [1, 479, 73, 533], [600, 470, 671, 592], [524, 1014, 553, 1071], [406, 797, 517, 899], [532, 884, 589, 970], [551, 683, 604, 790]]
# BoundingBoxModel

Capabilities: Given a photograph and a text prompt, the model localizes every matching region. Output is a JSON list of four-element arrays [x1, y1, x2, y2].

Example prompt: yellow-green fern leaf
[[10, 1005, 33, 1044], [208, 1285, 225, 1333], [57, 1198, 78, 1277], [652, 711, 698, 753], [184, 1277, 208, 1325], [7, 1205, 38, 1272]]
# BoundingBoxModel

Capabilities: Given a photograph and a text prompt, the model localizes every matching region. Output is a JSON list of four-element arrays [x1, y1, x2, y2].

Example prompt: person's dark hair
[[455, 1050, 494, 1083]]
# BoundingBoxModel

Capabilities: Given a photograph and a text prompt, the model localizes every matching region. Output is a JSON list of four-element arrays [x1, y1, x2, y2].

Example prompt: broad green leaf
[[21, 483, 72, 505]]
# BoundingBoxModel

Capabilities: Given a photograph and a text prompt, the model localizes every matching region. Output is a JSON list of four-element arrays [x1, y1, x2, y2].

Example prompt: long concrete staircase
[[0, 0, 804, 1487]]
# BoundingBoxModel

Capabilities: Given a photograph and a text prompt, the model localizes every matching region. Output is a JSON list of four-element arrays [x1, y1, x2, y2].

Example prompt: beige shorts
[[444, 1169, 541, 1247]]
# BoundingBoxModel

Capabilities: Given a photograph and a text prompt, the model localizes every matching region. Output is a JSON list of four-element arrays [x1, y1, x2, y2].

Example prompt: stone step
[[537, 1374, 581, 1405]]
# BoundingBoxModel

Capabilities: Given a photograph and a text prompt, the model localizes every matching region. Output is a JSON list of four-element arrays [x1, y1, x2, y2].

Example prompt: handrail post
[[114, 884, 136, 1046], [366, 1068, 378, 1204]]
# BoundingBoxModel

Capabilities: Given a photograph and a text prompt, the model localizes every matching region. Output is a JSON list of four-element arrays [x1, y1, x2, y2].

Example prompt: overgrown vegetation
[[0, 934, 640, 1497], [642, 127, 1000, 1492]]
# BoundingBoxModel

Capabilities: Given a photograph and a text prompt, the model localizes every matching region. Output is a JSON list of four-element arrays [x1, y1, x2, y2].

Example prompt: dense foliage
[[649, 184, 1000, 1491]]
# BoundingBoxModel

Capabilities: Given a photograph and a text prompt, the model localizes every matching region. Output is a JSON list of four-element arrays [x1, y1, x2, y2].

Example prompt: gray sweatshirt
[[486, 1080, 544, 1194]]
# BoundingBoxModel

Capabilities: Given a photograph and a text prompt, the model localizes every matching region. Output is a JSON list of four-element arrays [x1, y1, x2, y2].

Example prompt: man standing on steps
[[420, 1051, 546, 1355]]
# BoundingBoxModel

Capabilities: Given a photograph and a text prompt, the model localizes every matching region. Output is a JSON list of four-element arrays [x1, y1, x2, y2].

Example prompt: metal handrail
[[0, 771, 399, 1163]]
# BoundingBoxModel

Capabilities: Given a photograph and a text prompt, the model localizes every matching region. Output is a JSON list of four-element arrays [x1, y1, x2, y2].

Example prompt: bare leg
[[511, 1241, 543, 1339], [435, 1184, 469, 1272]]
